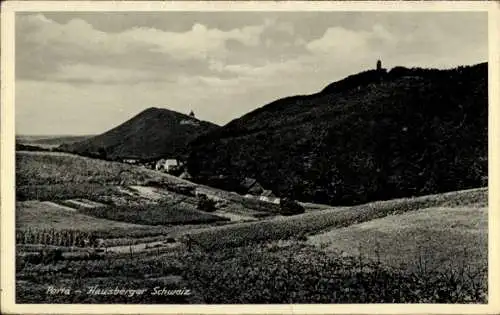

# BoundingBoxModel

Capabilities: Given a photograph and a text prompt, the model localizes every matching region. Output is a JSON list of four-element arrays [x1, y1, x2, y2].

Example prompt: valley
[[15, 150, 488, 303]]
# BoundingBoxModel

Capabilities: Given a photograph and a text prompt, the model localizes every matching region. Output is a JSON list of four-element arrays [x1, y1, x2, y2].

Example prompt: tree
[[97, 147, 107, 160]]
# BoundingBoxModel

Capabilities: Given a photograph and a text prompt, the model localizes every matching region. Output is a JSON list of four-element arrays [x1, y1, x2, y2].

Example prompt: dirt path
[[104, 241, 182, 254], [65, 199, 98, 209], [213, 210, 257, 222]]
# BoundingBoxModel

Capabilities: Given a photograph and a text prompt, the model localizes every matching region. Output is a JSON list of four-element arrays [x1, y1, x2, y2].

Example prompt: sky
[[15, 11, 488, 135]]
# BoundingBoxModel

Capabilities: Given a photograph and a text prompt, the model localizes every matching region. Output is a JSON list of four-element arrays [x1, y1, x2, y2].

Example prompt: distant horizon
[[16, 11, 488, 135]]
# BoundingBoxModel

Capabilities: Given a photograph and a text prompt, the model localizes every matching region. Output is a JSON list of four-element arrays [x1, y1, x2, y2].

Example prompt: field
[[79, 203, 229, 225], [15, 151, 280, 244], [308, 206, 487, 273], [15, 151, 488, 304], [16, 151, 168, 186], [15, 201, 192, 243], [185, 188, 487, 250], [17, 201, 148, 231]]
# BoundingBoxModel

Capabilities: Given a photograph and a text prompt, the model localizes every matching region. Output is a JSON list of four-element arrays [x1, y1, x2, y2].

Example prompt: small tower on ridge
[[189, 110, 195, 118], [376, 59, 382, 71]]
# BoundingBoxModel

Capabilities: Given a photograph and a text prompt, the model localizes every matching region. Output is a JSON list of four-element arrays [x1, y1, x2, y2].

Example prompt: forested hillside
[[187, 63, 487, 205], [60, 107, 219, 161]]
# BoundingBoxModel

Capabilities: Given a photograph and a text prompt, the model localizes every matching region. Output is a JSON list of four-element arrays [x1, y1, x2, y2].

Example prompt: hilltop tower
[[376, 59, 382, 71], [189, 110, 195, 118]]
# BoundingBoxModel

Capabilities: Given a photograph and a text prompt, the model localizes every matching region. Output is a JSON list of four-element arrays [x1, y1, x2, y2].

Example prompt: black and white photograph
[[1, 0, 498, 312]]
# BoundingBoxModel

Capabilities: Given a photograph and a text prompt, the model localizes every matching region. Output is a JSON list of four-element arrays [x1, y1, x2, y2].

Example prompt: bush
[[41, 249, 64, 264], [177, 243, 486, 304], [279, 198, 305, 216], [197, 194, 217, 212]]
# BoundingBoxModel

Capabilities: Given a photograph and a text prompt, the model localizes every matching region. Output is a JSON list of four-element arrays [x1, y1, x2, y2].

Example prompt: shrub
[[16, 228, 101, 247], [179, 243, 487, 304], [41, 248, 64, 264], [197, 194, 217, 212], [279, 198, 305, 216]]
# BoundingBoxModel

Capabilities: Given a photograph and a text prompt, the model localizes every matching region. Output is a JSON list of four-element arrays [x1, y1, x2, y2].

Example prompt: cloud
[[122, 23, 265, 61], [52, 63, 172, 84], [16, 13, 270, 83], [15, 12, 488, 135], [306, 24, 397, 58]]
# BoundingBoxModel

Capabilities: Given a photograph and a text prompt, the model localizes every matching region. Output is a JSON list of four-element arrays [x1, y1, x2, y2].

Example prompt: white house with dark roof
[[164, 159, 179, 172]]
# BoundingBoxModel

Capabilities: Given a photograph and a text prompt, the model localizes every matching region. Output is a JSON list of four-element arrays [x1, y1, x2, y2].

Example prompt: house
[[155, 159, 166, 171], [123, 159, 138, 164], [240, 177, 264, 195], [155, 158, 180, 172], [164, 159, 179, 172], [259, 190, 280, 204]]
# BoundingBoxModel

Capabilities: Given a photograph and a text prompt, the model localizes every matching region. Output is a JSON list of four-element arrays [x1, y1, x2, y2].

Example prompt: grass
[[79, 203, 230, 226], [15, 151, 288, 223], [15, 151, 196, 205], [15, 241, 487, 304], [187, 188, 487, 250], [17, 201, 146, 231], [307, 205, 487, 274], [15, 201, 188, 242], [16, 151, 179, 187], [179, 242, 487, 303], [16, 184, 126, 202], [16, 200, 222, 246], [194, 186, 281, 217], [14, 149, 488, 304]]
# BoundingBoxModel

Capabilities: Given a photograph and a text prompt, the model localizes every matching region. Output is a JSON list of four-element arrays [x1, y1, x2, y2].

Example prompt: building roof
[[240, 177, 257, 189], [179, 171, 192, 179]]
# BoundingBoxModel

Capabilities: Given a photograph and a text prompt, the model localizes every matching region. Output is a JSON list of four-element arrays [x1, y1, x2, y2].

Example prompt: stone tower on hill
[[377, 60, 382, 71]]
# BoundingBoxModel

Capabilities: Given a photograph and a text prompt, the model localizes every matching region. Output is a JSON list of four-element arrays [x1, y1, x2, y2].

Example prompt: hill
[[187, 63, 488, 206], [60, 107, 218, 161]]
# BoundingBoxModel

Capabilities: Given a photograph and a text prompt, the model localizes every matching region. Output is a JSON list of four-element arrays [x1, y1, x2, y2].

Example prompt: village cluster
[[120, 157, 281, 205]]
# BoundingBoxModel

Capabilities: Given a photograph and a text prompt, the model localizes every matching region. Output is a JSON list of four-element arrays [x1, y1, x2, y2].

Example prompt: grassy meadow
[[16, 151, 168, 187], [307, 205, 487, 273]]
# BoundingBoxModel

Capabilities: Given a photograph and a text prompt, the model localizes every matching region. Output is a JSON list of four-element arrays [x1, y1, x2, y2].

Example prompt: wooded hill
[[187, 63, 488, 206], [60, 107, 219, 161]]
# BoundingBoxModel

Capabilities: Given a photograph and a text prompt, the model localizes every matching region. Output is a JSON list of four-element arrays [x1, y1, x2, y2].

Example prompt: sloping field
[[16, 201, 203, 242], [79, 203, 230, 226], [15, 151, 197, 204], [308, 205, 487, 273], [16, 201, 149, 231], [187, 188, 487, 250], [16, 151, 175, 187]]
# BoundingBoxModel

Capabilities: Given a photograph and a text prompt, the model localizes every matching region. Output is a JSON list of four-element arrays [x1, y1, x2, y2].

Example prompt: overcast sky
[[16, 11, 487, 135]]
